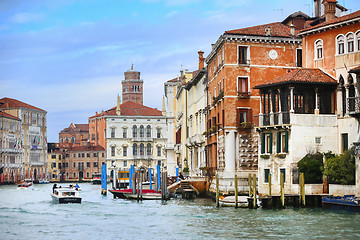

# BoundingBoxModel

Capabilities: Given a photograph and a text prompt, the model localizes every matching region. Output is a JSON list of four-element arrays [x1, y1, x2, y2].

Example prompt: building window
[[337, 35, 345, 54], [123, 146, 127, 156], [264, 169, 270, 183], [91, 134, 95, 140], [296, 49, 302, 67], [280, 168, 286, 183], [315, 39, 323, 59], [132, 126, 137, 138], [237, 77, 249, 94], [147, 144, 151, 156], [71, 136, 75, 143], [123, 128, 127, 138], [73, 172, 76, 178], [276, 131, 289, 153], [157, 146, 161, 157], [87, 162, 90, 168], [357, 31, 360, 51], [94, 152, 98, 157], [78, 153, 81, 158], [347, 33, 354, 53], [65, 137, 69, 142], [341, 133, 348, 153], [238, 46, 249, 65], [51, 162, 56, 168], [157, 128, 161, 138], [140, 125, 144, 138], [94, 162, 98, 168], [86, 172, 90, 178], [86, 153, 90, 158], [261, 133, 272, 154], [133, 144, 138, 156], [146, 125, 151, 138], [51, 155, 56, 159], [111, 128, 115, 138], [111, 146, 115, 157], [140, 144, 144, 156], [123, 160, 127, 167]]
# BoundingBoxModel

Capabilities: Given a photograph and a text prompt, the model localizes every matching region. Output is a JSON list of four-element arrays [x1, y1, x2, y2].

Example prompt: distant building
[[122, 65, 144, 105], [0, 111, 22, 183], [47, 144, 63, 182], [58, 123, 89, 148], [0, 97, 47, 181], [64, 145, 105, 182]]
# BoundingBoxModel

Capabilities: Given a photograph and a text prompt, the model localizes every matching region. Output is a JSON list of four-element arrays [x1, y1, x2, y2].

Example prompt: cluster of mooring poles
[[215, 172, 308, 209]]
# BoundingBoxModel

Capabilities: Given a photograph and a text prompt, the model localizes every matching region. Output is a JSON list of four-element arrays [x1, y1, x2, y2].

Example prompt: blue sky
[[1, 0, 359, 142]]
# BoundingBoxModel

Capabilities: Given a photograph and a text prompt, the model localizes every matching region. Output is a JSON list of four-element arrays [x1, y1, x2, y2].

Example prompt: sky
[[1, 0, 360, 142]]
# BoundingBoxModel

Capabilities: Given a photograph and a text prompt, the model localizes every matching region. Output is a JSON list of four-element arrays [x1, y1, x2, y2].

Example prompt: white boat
[[219, 195, 249, 207], [91, 173, 101, 184], [39, 179, 50, 184], [50, 188, 82, 204]]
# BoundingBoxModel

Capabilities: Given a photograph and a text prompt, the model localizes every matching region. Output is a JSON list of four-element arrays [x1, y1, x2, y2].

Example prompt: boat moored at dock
[[322, 195, 360, 213]]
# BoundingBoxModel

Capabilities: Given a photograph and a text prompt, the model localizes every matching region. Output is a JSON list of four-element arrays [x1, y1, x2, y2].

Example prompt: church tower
[[122, 65, 144, 105]]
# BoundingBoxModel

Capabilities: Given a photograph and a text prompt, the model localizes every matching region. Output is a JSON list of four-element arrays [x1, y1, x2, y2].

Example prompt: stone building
[[0, 98, 47, 181], [47, 147, 63, 182], [0, 111, 23, 183], [58, 123, 89, 148], [105, 98, 168, 177], [64, 145, 105, 182]]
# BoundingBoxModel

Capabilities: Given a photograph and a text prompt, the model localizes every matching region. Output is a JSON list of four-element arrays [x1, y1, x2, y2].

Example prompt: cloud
[[10, 12, 45, 24]]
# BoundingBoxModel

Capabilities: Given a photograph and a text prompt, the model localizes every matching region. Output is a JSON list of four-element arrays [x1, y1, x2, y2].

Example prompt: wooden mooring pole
[[280, 172, 285, 208], [235, 174, 238, 208], [299, 172, 305, 207], [269, 173, 272, 196], [253, 174, 257, 209], [248, 173, 252, 197], [216, 174, 219, 208]]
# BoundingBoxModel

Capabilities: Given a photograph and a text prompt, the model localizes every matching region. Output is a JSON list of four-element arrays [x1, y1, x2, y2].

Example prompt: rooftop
[[0, 97, 46, 112]]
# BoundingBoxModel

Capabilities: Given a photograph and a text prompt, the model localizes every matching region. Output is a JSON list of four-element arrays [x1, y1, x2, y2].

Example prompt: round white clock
[[269, 50, 278, 60]]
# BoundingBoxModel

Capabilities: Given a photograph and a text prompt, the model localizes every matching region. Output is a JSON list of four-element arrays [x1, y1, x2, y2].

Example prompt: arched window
[[146, 125, 151, 138], [140, 143, 144, 156], [147, 144, 152, 156], [347, 33, 354, 53], [60, 137, 63, 143], [71, 136, 75, 143], [349, 75, 355, 112], [337, 35, 345, 54], [65, 137, 68, 142], [315, 39, 323, 59], [132, 125, 137, 138], [139, 125, 144, 138], [356, 31, 360, 51], [133, 144, 138, 156]]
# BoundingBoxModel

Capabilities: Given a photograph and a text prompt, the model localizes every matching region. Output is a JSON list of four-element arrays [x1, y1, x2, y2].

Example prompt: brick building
[[58, 123, 89, 148], [122, 65, 143, 105], [205, 16, 303, 192]]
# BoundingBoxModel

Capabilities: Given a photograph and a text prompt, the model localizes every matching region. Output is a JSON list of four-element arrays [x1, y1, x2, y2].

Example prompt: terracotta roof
[[69, 145, 105, 152], [225, 22, 299, 38], [300, 10, 360, 33], [89, 101, 162, 119], [254, 68, 337, 89], [349, 65, 360, 73], [0, 97, 46, 112], [167, 77, 180, 83], [0, 111, 21, 121], [60, 123, 89, 133]]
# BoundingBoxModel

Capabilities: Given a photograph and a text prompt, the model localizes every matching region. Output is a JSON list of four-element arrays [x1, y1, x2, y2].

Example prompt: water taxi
[[51, 188, 82, 204], [17, 181, 33, 190], [91, 173, 101, 184]]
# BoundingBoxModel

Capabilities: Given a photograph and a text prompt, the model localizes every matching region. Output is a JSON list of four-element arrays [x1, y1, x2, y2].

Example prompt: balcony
[[259, 112, 290, 126], [348, 96, 360, 117], [132, 137, 154, 142]]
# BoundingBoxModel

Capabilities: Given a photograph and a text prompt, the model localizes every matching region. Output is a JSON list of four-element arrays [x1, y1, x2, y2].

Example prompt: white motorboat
[[219, 195, 249, 207], [51, 188, 82, 204], [17, 181, 33, 190]]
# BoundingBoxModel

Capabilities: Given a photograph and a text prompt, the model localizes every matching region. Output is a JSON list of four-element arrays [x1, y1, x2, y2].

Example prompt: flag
[[17, 140, 21, 149], [13, 140, 17, 149]]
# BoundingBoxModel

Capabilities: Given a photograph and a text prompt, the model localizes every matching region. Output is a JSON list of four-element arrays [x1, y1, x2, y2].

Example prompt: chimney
[[290, 24, 295, 36], [198, 51, 205, 70], [265, 26, 271, 36], [314, 0, 321, 18], [323, 0, 337, 22]]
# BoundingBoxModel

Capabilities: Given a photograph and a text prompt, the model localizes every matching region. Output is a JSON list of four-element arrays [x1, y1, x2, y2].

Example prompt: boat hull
[[51, 194, 82, 204], [322, 195, 360, 213]]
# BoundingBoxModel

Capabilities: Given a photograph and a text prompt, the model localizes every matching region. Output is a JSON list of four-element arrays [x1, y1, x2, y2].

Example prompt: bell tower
[[121, 64, 144, 105]]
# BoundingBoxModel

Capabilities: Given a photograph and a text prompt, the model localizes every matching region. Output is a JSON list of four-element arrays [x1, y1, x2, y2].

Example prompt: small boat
[[322, 195, 360, 213], [51, 187, 82, 204], [109, 189, 159, 199], [91, 174, 102, 185], [219, 195, 249, 207], [125, 192, 163, 200], [17, 181, 33, 190], [39, 179, 49, 184]]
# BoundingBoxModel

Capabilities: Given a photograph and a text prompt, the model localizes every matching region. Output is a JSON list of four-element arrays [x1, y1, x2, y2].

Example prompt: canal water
[[1, 183, 360, 240]]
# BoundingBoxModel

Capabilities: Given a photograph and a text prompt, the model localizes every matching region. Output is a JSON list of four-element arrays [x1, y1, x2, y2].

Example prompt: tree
[[324, 149, 355, 185], [297, 152, 324, 184]]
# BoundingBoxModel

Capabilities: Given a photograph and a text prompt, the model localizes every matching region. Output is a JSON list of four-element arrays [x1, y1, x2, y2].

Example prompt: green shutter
[[277, 132, 281, 153], [261, 133, 265, 154], [264, 169, 269, 183], [269, 132, 273, 154], [284, 131, 289, 153]]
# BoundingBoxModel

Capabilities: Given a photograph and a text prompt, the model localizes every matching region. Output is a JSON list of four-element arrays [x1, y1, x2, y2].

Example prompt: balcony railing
[[259, 112, 290, 126], [348, 96, 360, 115]]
